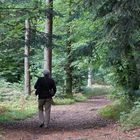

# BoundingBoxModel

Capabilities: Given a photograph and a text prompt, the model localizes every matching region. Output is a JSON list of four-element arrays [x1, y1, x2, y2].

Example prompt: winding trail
[[0, 96, 140, 140]]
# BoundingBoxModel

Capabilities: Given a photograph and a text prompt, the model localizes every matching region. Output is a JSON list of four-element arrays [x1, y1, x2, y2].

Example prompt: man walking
[[34, 69, 56, 128]]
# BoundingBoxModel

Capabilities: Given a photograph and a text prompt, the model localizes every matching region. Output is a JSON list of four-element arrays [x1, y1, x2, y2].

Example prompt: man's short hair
[[43, 69, 50, 76]]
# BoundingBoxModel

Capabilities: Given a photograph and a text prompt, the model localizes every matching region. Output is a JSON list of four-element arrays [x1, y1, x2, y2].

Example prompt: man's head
[[43, 69, 50, 77]]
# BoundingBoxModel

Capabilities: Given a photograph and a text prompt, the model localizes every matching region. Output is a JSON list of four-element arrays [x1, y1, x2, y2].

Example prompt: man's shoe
[[39, 123, 44, 128]]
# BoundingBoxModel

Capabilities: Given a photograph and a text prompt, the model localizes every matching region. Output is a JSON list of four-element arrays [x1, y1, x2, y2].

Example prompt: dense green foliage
[[0, 0, 44, 82], [120, 101, 140, 130], [87, 0, 140, 99]]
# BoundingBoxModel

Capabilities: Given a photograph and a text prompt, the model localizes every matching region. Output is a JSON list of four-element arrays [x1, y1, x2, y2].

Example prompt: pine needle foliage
[[84, 0, 140, 100]]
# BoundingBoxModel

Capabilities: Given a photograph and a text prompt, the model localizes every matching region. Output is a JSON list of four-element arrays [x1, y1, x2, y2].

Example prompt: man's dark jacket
[[34, 77, 56, 99]]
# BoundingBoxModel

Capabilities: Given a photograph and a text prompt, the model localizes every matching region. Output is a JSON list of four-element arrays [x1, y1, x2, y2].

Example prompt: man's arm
[[34, 78, 41, 96], [51, 79, 56, 96], [34, 78, 40, 89]]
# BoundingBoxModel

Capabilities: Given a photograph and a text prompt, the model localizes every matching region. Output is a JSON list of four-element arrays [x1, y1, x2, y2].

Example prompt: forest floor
[[0, 95, 140, 140]]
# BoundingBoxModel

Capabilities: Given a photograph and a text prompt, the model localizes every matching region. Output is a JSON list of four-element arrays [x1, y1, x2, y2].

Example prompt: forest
[[0, 0, 140, 139]]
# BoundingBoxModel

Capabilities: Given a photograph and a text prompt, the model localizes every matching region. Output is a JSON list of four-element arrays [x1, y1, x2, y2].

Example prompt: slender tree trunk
[[65, 70, 72, 97], [65, 0, 73, 97], [44, 0, 53, 76], [87, 66, 92, 87], [65, 39, 73, 97], [24, 19, 31, 95]]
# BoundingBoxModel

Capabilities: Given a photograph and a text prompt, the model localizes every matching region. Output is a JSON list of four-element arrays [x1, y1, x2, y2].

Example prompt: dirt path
[[0, 96, 140, 140]]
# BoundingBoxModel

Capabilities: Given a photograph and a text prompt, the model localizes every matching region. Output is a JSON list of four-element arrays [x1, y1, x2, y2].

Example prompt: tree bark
[[44, 0, 53, 76], [24, 19, 31, 95], [124, 45, 139, 99], [65, 39, 73, 97], [65, 0, 73, 97]]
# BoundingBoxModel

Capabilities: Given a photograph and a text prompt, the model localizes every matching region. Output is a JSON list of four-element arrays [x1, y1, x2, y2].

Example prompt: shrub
[[99, 98, 132, 120], [74, 93, 87, 102], [120, 101, 140, 130], [0, 79, 22, 102]]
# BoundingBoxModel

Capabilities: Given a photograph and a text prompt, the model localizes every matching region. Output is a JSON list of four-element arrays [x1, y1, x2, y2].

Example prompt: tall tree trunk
[[44, 0, 53, 76], [124, 45, 139, 99], [24, 19, 31, 95], [65, 0, 73, 97]]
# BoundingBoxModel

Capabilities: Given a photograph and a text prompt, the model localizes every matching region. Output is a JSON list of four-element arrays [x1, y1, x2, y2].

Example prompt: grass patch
[[54, 84, 112, 105], [0, 109, 36, 121], [0, 96, 37, 121], [74, 93, 87, 102], [53, 93, 88, 105], [98, 98, 132, 120], [82, 84, 112, 98], [99, 103, 122, 120], [53, 98, 75, 105]]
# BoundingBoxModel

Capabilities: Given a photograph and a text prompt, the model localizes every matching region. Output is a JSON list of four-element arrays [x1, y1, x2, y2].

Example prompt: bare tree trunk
[[24, 19, 31, 95], [87, 66, 92, 87], [44, 0, 53, 76], [65, 39, 73, 97], [65, 0, 73, 97]]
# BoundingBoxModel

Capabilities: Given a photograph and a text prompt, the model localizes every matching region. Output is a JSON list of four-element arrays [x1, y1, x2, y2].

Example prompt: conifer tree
[[85, 0, 140, 99]]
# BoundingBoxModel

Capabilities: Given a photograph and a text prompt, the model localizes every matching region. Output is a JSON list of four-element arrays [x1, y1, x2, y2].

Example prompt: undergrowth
[[0, 96, 37, 121], [120, 100, 140, 130], [0, 80, 111, 121], [82, 84, 112, 97], [98, 98, 132, 120], [53, 93, 88, 105], [99, 90, 140, 130]]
